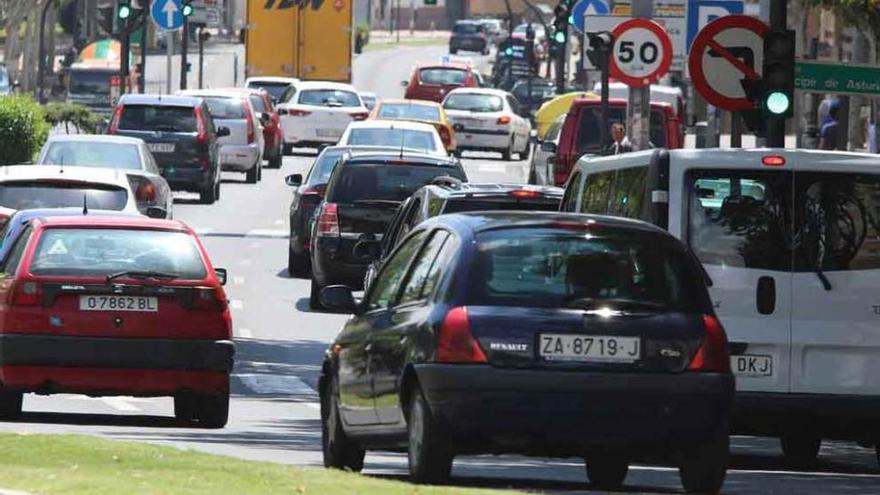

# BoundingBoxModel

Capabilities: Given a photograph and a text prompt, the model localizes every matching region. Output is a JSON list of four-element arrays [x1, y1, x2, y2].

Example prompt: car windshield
[[513, 82, 556, 101], [454, 23, 482, 34], [118, 105, 197, 132], [247, 82, 290, 101], [42, 142, 142, 170], [377, 103, 441, 122], [443, 196, 561, 213], [576, 107, 667, 152], [443, 93, 503, 112], [0, 182, 128, 211], [203, 97, 246, 119], [29, 228, 207, 279], [419, 68, 467, 85], [68, 70, 115, 94], [330, 164, 466, 203], [298, 89, 360, 107], [346, 128, 437, 152], [467, 228, 703, 310]]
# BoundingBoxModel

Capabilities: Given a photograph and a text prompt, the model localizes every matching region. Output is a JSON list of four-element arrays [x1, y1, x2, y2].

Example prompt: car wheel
[[283, 143, 295, 156], [288, 248, 310, 278], [780, 434, 821, 467], [679, 427, 729, 494], [0, 390, 23, 419], [585, 454, 628, 489], [193, 392, 229, 429], [450, 47, 458, 54], [215, 180, 221, 201], [173, 395, 197, 423], [309, 278, 324, 310], [246, 163, 259, 184], [200, 182, 217, 205], [407, 386, 453, 484], [501, 138, 514, 161], [270, 150, 283, 169], [322, 376, 365, 471], [527, 164, 537, 185]]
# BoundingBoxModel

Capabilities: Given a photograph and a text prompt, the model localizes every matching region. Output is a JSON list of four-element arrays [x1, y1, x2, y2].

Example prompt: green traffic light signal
[[554, 31, 566, 44], [764, 91, 791, 116], [567, 14, 574, 25], [182, 3, 194, 16], [505, 47, 514, 57], [117, 4, 131, 19]]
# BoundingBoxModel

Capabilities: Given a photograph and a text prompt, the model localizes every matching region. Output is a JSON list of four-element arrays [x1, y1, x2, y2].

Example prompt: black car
[[109, 94, 229, 204], [309, 153, 467, 308], [511, 79, 557, 113], [285, 145, 403, 277], [449, 20, 490, 55], [318, 211, 734, 493], [362, 182, 564, 291]]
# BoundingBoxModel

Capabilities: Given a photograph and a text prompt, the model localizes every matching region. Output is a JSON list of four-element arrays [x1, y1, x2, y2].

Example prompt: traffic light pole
[[766, 0, 786, 148], [555, 29, 567, 94], [180, 18, 189, 90]]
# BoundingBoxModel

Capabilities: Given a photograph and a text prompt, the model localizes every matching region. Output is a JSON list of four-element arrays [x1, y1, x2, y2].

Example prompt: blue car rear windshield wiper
[[106, 270, 179, 282]]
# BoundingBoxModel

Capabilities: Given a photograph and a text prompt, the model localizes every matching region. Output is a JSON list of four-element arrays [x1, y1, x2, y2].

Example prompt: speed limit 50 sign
[[609, 18, 673, 87]]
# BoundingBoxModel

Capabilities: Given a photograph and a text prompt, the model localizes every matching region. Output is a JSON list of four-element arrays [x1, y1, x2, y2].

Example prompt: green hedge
[[43, 102, 103, 134], [0, 95, 48, 165]]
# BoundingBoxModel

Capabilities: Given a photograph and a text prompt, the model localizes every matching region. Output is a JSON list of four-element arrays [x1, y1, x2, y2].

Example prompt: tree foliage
[[804, 0, 880, 37], [0, 95, 49, 165]]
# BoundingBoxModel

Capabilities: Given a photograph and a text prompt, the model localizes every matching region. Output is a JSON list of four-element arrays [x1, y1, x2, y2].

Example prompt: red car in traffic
[[0, 215, 233, 427], [403, 64, 481, 103]]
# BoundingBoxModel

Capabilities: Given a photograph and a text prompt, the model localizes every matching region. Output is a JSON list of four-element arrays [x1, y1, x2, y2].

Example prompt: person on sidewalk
[[606, 122, 633, 155], [819, 101, 842, 151]]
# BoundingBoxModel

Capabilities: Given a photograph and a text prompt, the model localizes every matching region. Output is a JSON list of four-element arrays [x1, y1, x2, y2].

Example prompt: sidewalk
[[369, 29, 451, 43]]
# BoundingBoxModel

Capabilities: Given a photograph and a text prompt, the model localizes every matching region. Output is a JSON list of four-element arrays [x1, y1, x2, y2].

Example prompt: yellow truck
[[245, 0, 353, 82]]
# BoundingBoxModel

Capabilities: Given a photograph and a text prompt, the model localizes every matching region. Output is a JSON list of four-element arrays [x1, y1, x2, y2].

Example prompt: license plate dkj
[[539, 334, 640, 363], [79, 295, 158, 312]]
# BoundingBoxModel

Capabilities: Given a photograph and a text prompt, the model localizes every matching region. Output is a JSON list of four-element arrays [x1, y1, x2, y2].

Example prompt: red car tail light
[[135, 182, 157, 202], [192, 287, 227, 311], [437, 307, 487, 363], [287, 108, 312, 117], [438, 126, 452, 147], [350, 111, 369, 121], [302, 184, 326, 198], [688, 315, 730, 372], [762, 155, 785, 167], [9, 281, 42, 306], [245, 102, 256, 144], [496, 115, 512, 125], [509, 189, 540, 198], [316, 203, 340, 237], [107, 105, 124, 134], [194, 106, 209, 145], [199, 158, 211, 170]]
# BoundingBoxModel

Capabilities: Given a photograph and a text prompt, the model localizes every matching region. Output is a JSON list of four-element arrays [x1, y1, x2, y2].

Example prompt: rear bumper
[[312, 237, 367, 288], [456, 130, 510, 150], [282, 118, 344, 145], [160, 166, 213, 191], [220, 143, 261, 171], [416, 364, 733, 455], [734, 392, 880, 440]]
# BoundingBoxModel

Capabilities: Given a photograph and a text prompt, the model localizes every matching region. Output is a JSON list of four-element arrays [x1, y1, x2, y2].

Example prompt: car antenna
[[396, 124, 404, 159], [82, 194, 88, 215]]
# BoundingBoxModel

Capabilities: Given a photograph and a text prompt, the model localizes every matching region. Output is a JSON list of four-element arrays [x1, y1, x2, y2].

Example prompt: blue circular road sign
[[151, 0, 185, 31], [572, 0, 610, 33]]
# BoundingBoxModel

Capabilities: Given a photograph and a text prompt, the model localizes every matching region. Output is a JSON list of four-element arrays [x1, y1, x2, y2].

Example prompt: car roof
[[295, 80, 358, 91], [342, 152, 459, 167], [177, 89, 247, 99], [119, 94, 201, 107], [430, 211, 669, 236], [418, 63, 471, 71], [0, 165, 129, 185], [455, 19, 483, 24], [570, 96, 673, 110], [377, 98, 441, 107], [347, 119, 437, 131], [45, 135, 145, 145], [34, 215, 191, 232], [319, 145, 404, 155], [246, 77, 299, 84], [451, 183, 563, 196], [11, 208, 142, 223], [446, 87, 508, 97]]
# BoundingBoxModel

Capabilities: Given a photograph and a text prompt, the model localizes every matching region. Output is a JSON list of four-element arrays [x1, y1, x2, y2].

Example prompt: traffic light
[[182, 0, 194, 17], [117, 0, 132, 20], [552, 2, 570, 47], [585, 31, 613, 68], [761, 29, 795, 118]]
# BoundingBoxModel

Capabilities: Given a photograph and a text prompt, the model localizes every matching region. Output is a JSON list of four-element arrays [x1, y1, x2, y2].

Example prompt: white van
[[562, 148, 880, 465]]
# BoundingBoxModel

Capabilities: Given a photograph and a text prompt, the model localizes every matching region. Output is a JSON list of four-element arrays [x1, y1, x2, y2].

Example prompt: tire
[[527, 163, 537, 185], [269, 150, 283, 169], [780, 434, 821, 467], [283, 143, 295, 156], [174, 395, 196, 423], [215, 180, 221, 201], [288, 248, 310, 278], [450, 47, 458, 54], [407, 386, 453, 484], [501, 138, 514, 161], [246, 163, 259, 184], [0, 390, 23, 420], [585, 454, 628, 490], [200, 181, 217, 205], [309, 278, 324, 310], [322, 376, 365, 471], [875, 445, 880, 468], [193, 392, 229, 429], [679, 428, 729, 494]]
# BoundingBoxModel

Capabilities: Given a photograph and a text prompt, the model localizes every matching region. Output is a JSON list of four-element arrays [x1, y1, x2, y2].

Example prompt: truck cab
[[66, 63, 120, 117], [549, 97, 683, 186]]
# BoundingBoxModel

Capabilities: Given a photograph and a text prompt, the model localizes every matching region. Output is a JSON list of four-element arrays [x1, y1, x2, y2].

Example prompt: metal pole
[[600, 45, 610, 152], [166, 31, 173, 94], [627, 0, 652, 150], [139, 18, 147, 93], [121, 29, 130, 95], [527, 27, 534, 116], [765, 0, 787, 148], [36, 0, 55, 103], [555, 29, 567, 94], [180, 19, 189, 90], [198, 27, 205, 89], [396, 0, 401, 43], [730, 112, 742, 147]]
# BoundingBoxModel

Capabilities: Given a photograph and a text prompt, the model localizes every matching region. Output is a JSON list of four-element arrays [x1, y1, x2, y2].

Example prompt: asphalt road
[[1, 44, 879, 494]]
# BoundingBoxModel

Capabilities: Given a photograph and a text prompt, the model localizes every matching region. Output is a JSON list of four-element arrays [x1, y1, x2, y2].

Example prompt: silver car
[[528, 114, 565, 185], [37, 135, 173, 218], [178, 90, 266, 184]]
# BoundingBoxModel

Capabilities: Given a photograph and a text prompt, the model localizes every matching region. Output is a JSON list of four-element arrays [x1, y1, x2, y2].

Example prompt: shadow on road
[[13, 411, 181, 428]]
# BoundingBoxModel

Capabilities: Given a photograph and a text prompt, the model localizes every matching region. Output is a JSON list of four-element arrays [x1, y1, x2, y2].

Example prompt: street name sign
[[151, 0, 185, 31], [609, 18, 673, 87], [794, 61, 880, 96], [688, 14, 768, 111]]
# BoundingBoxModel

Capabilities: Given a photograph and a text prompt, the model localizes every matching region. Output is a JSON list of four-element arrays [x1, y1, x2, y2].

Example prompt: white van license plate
[[539, 334, 640, 363], [731, 354, 773, 377], [148, 143, 175, 153], [79, 295, 158, 312]]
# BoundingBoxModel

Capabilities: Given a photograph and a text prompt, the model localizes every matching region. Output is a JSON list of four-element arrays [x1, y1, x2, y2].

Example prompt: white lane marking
[[232, 276, 245, 285], [236, 327, 254, 338], [245, 229, 289, 239], [236, 374, 319, 397], [99, 397, 140, 412], [229, 299, 244, 310]]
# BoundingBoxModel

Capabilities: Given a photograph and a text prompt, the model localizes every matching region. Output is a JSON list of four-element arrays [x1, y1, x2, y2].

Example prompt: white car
[[36, 135, 173, 219], [338, 120, 448, 157], [564, 147, 880, 466], [528, 114, 565, 185], [178, 90, 265, 184], [0, 165, 142, 215], [277, 81, 369, 153], [245, 76, 299, 105], [442, 88, 531, 160]]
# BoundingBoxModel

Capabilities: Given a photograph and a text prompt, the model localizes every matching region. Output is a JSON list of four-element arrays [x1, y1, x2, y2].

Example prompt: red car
[[233, 88, 285, 169], [403, 64, 481, 103], [0, 215, 233, 427]]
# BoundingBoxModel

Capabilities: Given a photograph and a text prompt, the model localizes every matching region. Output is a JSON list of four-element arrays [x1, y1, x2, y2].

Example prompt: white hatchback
[[277, 81, 369, 152], [338, 120, 448, 157], [442, 88, 532, 161], [0, 165, 142, 215]]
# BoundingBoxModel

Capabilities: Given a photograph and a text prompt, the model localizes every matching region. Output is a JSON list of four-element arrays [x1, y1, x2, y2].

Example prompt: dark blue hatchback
[[318, 211, 734, 493]]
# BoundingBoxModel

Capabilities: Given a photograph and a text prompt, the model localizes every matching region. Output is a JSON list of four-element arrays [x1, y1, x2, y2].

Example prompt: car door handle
[[756, 276, 776, 315]]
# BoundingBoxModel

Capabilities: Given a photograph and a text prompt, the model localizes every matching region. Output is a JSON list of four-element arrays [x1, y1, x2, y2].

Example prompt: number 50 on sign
[[609, 18, 673, 88]]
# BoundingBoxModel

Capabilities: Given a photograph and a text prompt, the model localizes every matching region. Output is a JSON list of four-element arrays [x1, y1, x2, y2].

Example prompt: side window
[[507, 96, 520, 115], [366, 231, 427, 310], [143, 146, 160, 173], [580, 170, 616, 214], [397, 231, 450, 305], [1, 226, 32, 275], [420, 232, 459, 300], [607, 167, 648, 219], [560, 171, 582, 212]]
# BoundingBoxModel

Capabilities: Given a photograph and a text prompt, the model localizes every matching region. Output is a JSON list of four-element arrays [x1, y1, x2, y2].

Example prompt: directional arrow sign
[[151, 0, 185, 31], [572, 0, 610, 33]]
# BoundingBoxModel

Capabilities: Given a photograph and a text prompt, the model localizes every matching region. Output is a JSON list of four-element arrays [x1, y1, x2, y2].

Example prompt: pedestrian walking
[[606, 122, 633, 155], [819, 100, 842, 150]]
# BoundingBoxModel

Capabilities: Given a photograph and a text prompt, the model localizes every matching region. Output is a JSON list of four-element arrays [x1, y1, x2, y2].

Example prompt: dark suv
[[449, 20, 490, 55], [363, 182, 563, 290], [309, 152, 467, 308], [109, 94, 229, 204]]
